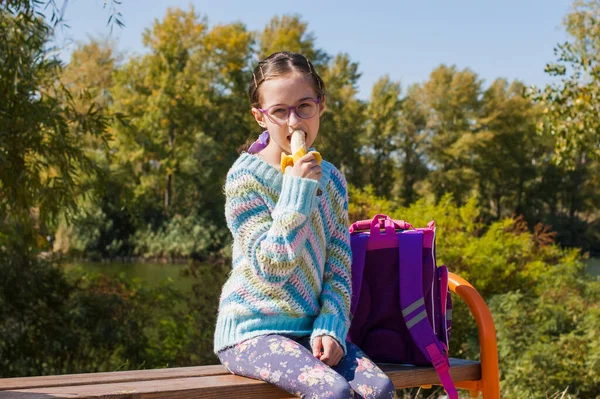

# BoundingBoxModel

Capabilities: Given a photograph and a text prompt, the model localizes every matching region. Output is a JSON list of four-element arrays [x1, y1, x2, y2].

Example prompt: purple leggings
[[217, 334, 396, 399]]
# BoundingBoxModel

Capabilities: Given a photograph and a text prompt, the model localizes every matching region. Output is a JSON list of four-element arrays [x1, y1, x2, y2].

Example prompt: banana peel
[[280, 147, 322, 173], [280, 130, 322, 173]]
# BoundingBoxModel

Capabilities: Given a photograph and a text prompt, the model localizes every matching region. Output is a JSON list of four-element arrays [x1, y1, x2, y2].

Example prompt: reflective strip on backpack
[[406, 310, 428, 329], [401, 298, 425, 317]]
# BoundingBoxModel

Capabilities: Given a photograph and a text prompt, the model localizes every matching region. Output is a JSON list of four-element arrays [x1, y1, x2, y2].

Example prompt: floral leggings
[[217, 334, 396, 399]]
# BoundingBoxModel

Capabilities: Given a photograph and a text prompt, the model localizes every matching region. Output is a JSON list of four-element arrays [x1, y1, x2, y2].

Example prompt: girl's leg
[[218, 334, 354, 399], [293, 337, 395, 399], [332, 341, 396, 399]]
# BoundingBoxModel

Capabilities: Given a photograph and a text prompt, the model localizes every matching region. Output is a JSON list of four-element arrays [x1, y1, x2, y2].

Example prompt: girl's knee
[[355, 377, 395, 399], [328, 379, 354, 399], [379, 377, 396, 398]]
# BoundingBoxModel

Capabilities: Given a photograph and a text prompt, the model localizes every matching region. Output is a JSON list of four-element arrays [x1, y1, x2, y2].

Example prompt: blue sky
[[52, 0, 573, 99]]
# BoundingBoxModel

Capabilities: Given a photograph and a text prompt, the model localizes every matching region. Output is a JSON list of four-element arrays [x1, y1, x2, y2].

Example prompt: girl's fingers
[[312, 336, 323, 358], [299, 152, 316, 163]]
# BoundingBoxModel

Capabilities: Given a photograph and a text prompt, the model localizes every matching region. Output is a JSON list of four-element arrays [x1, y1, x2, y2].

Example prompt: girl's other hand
[[285, 152, 322, 181], [312, 335, 343, 367]]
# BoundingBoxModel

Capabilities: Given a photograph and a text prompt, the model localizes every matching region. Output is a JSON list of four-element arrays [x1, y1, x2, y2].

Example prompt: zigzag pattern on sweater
[[214, 152, 352, 354]]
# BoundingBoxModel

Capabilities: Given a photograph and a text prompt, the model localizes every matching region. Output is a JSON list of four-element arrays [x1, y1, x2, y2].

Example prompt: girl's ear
[[319, 95, 326, 116], [251, 107, 267, 127]]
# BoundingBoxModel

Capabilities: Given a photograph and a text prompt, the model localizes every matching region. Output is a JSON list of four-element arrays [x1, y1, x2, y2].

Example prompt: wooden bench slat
[[0, 359, 480, 399], [0, 366, 228, 391], [381, 359, 481, 388], [0, 375, 291, 399]]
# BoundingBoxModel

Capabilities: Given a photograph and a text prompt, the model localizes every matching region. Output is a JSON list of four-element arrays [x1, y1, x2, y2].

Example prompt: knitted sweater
[[214, 152, 352, 354]]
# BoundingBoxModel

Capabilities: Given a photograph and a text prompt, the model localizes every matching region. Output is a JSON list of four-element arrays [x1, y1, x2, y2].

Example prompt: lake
[[66, 261, 194, 292], [587, 257, 600, 276]]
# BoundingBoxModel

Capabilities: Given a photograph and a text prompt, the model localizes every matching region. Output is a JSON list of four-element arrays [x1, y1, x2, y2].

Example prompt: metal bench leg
[[449, 273, 500, 399]]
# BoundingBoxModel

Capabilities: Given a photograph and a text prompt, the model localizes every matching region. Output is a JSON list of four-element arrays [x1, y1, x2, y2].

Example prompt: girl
[[214, 51, 396, 399]]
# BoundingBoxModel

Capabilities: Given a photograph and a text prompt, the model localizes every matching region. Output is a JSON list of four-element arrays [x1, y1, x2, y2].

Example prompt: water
[[65, 261, 193, 292], [586, 257, 600, 277]]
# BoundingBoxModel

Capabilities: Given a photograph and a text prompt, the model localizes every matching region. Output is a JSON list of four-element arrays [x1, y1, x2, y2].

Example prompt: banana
[[280, 130, 322, 173]]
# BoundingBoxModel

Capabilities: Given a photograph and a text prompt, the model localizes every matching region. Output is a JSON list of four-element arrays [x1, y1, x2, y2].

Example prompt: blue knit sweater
[[214, 152, 352, 354]]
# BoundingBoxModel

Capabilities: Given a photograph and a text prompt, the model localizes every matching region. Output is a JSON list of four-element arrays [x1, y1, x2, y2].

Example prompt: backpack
[[348, 214, 457, 399]]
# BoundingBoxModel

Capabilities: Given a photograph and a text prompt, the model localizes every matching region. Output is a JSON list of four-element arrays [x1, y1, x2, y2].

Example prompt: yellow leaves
[[259, 15, 316, 60], [205, 23, 252, 75], [48, 166, 59, 178]]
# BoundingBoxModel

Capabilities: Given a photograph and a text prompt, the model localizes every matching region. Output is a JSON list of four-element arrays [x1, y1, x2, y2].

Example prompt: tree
[[532, 0, 600, 168], [111, 6, 209, 217], [363, 75, 402, 197], [527, 0, 600, 253], [474, 79, 543, 219], [258, 14, 329, 67], [417, 65, 482, 205], [396, 84, 428, 205], [318, 53, 366, 185], [0, 2, 109, 238]]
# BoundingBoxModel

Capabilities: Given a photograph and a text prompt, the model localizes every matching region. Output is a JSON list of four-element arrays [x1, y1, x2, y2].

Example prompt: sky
[[50, 0, 574, 99]]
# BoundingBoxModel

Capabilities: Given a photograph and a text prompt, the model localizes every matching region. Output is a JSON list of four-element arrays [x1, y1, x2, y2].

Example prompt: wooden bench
[[0, 273, 500, 398]]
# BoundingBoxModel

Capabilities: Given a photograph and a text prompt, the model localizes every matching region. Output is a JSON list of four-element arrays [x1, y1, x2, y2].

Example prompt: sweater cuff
[[276, 174, 319, 215], [311, 314, 349, 355]]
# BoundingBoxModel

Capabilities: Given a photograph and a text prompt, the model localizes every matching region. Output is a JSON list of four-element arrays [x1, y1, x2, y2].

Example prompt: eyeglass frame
[[257, 97, 321, 126]]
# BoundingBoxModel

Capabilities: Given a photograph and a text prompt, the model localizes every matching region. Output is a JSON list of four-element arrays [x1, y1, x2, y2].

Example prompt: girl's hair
[[248, 51, 326, 108], [238, 52, 326, 153]]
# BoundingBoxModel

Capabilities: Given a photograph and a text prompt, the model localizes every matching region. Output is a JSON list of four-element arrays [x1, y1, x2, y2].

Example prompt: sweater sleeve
[[310, 170, 352, 354], [225, 170, 319, 286]]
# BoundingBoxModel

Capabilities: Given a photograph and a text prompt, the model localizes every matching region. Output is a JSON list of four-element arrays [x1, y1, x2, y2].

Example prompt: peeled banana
[[280, 130, 322, 173]]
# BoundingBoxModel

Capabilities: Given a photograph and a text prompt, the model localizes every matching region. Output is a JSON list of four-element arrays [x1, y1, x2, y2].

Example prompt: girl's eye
[[298, 102, 310, 109], [271, 108, 287, 116]]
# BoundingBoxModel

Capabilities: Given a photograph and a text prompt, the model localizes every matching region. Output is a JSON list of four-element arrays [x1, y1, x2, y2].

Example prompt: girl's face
[[251, 73, 325, 156]]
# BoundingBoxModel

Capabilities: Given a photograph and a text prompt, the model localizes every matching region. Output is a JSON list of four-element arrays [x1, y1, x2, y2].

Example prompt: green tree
[[417, 65, 482, 205], [474, 79, 544, 219], [528, 0, 600, 254], [363, 75, 402, 197], [0, 3, 109, 232], [396, 84, 428, 205], [533, 0, 600, 168], [258, 14, 329, 67], [115, 6, 209, 215], [318, 53, 366, 185]]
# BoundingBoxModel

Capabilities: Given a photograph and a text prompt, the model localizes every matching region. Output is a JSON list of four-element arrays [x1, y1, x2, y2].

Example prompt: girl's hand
[[312, 335, 343, 367], [285, 152, 322, 181]]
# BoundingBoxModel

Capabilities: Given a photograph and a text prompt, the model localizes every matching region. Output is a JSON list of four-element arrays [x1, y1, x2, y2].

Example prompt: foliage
[[132, 214, 229, 261], [318, 53, 367, 186], [530, 0, 600, 168], [363, 76, 403, 197], [0, 249, 187, 376], [0, 4, 109, 228], [492, 260, 600, 397]]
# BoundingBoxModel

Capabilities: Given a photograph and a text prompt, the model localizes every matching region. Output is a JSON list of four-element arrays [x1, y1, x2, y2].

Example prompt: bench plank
[[0, 359, 481, 399], [0, 366, 227, 391]]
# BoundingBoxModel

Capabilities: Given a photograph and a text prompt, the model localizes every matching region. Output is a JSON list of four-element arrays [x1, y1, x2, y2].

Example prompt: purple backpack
[[348, 214, 457, 398]]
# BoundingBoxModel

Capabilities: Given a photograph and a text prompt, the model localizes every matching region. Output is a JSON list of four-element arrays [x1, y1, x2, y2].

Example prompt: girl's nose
[[288, 108, 303, 126]]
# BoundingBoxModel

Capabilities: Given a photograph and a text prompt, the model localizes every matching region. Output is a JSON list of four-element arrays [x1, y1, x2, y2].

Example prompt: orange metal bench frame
[[448, 272, 500, 398]]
